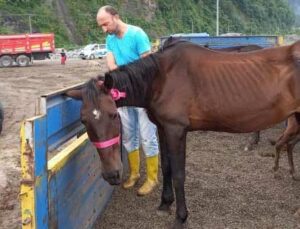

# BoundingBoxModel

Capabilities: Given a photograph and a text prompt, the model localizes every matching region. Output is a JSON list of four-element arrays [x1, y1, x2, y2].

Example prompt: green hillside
[[0, 0, 296, 47]]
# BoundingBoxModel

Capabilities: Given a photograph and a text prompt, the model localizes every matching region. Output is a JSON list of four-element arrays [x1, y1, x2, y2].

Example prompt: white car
[[79, 44, 107, 60]]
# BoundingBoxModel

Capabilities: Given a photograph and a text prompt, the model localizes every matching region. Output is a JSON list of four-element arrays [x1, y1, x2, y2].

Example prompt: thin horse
[[164, 38, 299, 175], [66, 39, 300, 228]]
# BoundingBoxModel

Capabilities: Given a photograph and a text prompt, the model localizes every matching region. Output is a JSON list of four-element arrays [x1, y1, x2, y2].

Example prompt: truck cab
[[79, 44, 107, 60]]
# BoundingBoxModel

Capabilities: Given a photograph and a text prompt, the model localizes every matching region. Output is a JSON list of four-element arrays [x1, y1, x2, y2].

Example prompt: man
[[60, 49, 66, 65], [96, 5, 159, 196]]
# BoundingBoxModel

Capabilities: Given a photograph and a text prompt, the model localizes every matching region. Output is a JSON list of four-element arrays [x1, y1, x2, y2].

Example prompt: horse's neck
[[115, 75, 150, 108]]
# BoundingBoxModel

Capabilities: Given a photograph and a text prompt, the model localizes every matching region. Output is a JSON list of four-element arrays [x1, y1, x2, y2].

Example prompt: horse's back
[[156, 40, 300, 133]]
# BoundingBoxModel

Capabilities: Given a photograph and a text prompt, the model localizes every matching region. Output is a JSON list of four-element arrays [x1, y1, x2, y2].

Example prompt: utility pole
[[216, 0, 219, 36], [28, 14, 32, 33], [191, 19, 194, 33]]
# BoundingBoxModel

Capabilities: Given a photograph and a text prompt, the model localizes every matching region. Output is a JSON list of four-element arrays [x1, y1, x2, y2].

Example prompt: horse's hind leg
[[244, 131, 260, 151], [287, 135, 300, 180], [273, 115, 299, 174]]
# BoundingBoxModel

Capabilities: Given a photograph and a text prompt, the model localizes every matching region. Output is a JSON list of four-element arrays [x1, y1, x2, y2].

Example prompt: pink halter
[[97, 80, 126, 101], [110, 89, 126, 101], [92, 135, 120, 149]]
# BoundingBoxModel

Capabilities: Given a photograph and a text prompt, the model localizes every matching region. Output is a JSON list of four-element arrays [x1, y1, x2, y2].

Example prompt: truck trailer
[[0, 33, 55, 67]]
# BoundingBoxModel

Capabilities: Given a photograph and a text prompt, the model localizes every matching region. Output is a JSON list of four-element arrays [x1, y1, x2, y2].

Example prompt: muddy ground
[[1, 59, 300, 229]]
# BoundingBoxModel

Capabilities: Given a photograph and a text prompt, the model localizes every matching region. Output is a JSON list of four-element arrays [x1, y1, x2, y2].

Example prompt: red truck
[[0, 33, 55, 67]]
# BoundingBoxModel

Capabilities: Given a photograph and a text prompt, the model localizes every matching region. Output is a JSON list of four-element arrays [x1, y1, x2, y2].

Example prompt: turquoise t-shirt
[[106, 25, 151, 66]]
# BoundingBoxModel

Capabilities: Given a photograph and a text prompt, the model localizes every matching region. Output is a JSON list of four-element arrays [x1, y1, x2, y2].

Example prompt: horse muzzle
[[102, 170, 122, 185]]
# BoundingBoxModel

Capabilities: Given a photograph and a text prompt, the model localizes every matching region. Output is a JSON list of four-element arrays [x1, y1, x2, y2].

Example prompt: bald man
[[96, 5, 159, 196]]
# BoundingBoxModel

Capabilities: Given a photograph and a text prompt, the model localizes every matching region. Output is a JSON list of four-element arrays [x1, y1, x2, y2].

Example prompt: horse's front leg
[[164, 124, 188, 229], [244, 131, 260, 151], [157, 127, 174, 215]]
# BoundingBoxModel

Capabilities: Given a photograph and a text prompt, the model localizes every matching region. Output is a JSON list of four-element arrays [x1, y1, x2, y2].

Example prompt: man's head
[[97, 5, 120, 35]]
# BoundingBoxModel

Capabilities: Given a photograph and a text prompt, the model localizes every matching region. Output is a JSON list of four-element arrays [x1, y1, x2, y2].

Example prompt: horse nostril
[[116, 171, 120, 179]]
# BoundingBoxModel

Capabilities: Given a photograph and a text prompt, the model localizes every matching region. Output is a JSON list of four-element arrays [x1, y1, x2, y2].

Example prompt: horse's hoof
[[268, 138, 276, 145], [292, 174, 300, 181], [259, 152, 275, 157], [273, 171, 281, 180], [157, 204, 172, 216], [244, 146, 251, 151], [156, 209, 172, 216], [170, 219, 185, 229], [273, 165, 279, 172]]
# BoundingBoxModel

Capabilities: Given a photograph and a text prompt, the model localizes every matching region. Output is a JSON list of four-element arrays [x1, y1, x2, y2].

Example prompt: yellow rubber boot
[[137, 155, 159, 196], [123, 150, 140, 189]]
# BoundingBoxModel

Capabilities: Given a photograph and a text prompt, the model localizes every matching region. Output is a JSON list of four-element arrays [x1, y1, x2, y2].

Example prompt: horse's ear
[[64, 89, 83, 100], [104, 73, 114, 89], [97, 74, 105, 82]]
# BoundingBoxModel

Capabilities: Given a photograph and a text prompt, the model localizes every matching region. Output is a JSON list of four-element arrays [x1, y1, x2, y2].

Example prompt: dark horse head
[[65, 77, 123, 185], [65, 54, 159, 185]]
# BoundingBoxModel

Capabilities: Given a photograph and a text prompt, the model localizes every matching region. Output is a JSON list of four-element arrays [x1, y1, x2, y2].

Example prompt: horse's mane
[[85, 77, 105, 107], [106, 54, 159, 107]]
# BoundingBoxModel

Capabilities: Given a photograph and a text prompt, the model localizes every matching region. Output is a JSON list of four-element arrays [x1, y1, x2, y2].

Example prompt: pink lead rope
[[92, 135, 120, 149], [110, 89, 126, 101], [97, 80, 126, 101]]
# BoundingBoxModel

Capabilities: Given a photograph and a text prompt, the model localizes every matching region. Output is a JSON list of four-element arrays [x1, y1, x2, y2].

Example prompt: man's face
[[97, 12, 118, 35]]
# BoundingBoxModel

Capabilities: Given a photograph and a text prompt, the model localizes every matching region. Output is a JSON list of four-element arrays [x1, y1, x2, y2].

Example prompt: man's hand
[[106, 52, 118, 70]]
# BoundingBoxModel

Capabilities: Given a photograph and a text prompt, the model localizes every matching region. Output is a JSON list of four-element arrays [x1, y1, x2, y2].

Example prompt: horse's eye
[[81, 118, 87, 124]]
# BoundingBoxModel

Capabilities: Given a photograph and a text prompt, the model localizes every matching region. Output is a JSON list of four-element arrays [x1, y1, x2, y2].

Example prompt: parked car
[[79, 44, 107, 60]]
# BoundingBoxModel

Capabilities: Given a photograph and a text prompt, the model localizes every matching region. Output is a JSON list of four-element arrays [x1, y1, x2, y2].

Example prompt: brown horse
[[66, 39, 300, 228]]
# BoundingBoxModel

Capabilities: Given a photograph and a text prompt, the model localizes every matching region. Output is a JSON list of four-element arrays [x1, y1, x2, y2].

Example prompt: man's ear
[[64, 89, 83, 100], [104, 73, 114, 89]]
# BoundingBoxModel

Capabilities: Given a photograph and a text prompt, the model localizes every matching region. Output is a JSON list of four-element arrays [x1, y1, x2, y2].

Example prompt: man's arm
[[106, 52, 118, 71], [140, 51, 151, 58]]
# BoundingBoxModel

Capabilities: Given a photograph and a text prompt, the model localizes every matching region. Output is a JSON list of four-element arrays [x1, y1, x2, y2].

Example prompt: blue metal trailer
[[160, 34, 283, 49], [20, 84, 124, 229]]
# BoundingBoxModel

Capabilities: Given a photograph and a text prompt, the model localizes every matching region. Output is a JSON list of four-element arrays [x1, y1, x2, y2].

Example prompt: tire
[[16, 55, 30, 67], [0, 102, 3, 135], [0, 55, 13, 67]]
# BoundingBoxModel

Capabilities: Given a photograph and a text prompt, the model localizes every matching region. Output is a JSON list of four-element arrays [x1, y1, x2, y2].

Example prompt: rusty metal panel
[[20, 115, 49, 229], [48, 134, 113, 229]]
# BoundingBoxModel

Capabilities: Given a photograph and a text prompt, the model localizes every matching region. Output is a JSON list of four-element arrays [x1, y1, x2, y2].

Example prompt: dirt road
[[1, 59, 300, 229]]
